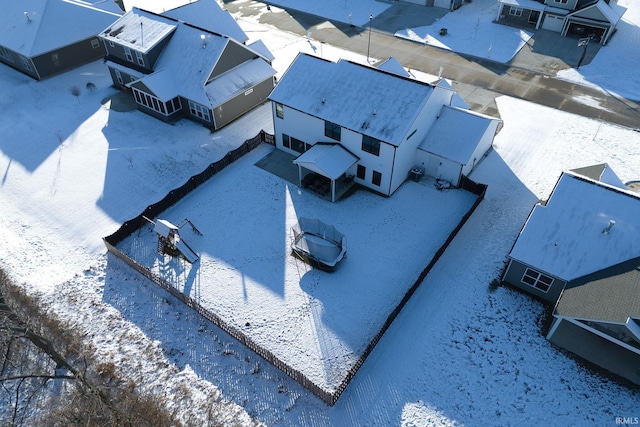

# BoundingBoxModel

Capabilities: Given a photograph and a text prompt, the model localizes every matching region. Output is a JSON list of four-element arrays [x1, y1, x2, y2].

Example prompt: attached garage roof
[[293, 144, 359, 180]]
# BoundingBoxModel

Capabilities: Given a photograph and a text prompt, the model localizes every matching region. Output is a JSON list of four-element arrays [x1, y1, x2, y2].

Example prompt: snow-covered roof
[[436, 79, 470, 109], [247, 39, 275, 62], [418, 105, 500, 164], [100, 8, 177, 54], [293, 143, 359, 180], [136, 23, 275, 107], [139, 24, 228, 105], [269, 53, 435, 147], [569, 0, 627, 25], [122, 0, 190, 13], [161, 0, 248, 44], [376, 57, 410, 78], [205, 58, 275, 106], [0, 0, 122, 57], [509, 168, 640, 281]]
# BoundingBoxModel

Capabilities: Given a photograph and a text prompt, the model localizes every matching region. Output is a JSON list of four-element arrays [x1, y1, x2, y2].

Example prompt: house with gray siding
[[504, 163, 640, 384], [0, 0, 122, 80], [503, 163, 640, 303], [99, 5, 275, 129], [268, 53, 500, 200], [546, 258, 640, 386], [496, 0, 626, 44]]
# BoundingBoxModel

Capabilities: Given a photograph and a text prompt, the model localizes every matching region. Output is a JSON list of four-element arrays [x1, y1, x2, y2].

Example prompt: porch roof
[[293, 144, 359, 180]]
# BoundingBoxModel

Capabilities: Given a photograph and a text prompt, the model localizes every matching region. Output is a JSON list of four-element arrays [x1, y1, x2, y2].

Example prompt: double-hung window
[[362, 135, 381, 156], [188, 101, 211, 122], [324, 121, 341, 141]]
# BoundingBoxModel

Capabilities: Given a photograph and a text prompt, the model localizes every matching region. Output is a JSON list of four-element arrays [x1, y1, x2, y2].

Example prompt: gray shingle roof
[[555, 257, 640, 323]]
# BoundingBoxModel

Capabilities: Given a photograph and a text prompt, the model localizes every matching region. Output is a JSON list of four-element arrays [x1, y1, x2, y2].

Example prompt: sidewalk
[[226, 0, 640, 129]]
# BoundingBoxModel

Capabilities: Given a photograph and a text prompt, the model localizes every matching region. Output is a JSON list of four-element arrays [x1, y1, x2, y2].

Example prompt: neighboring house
[[268, 53, 501, 200], [546, 258, 640, 386], [503, 163, 640, 303], [99, 5, 276, 129], [496, 0, 627, 44], [0, 0, 122, 80], [503, 163, 640, 385]]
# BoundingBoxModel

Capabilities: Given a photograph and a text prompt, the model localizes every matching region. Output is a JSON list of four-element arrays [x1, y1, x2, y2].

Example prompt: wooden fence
[[103, 135, 488, 405]]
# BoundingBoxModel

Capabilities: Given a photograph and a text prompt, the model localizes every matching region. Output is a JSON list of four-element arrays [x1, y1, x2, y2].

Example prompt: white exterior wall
[[460, 121, 499, 177], [388, 85, 455, 193], [434, 0, 451, 9], [272, 103, 324, 151], [339, 127, 395, 194], [417, 152, 462, 185], [272, 102, 396, 195]]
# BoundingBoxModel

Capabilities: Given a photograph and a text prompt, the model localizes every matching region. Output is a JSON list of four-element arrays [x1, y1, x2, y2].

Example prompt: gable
[[209, 40, 257, 80]]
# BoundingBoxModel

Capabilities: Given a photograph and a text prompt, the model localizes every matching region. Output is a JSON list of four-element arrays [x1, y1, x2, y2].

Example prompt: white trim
[[556, 317, 640, 356]]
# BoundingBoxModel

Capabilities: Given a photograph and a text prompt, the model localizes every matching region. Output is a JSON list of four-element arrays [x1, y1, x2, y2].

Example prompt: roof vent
[[24, 12, 31, 23], [321, 98, 325, 104], [373, 109, 377, 116], [201, 34, 206, 49], [602, 219, 616, 236]]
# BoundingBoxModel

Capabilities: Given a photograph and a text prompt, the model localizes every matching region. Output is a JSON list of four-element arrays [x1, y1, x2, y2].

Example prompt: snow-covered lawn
[[115, 142, 478, 397], [1, 0, 639, 425]]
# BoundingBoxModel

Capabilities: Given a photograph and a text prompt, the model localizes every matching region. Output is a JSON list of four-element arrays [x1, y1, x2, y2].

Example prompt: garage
[[542, 13, 565, 32]]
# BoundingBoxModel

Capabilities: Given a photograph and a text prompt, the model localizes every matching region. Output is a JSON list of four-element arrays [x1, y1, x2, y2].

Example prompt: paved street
[[225, 0, 640, 129]]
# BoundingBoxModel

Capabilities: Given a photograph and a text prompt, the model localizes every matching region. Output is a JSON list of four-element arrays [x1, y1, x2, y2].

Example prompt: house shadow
[[0, 61, 115, 174], [101, 144, 547, 424]]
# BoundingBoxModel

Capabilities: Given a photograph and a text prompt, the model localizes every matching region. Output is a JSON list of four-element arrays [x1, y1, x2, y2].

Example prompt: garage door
[[542, 14, 564, 32]]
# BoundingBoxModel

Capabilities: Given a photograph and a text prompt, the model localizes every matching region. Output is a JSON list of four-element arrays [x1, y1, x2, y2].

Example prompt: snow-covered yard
[[1, 0, 639, 425], [114, 141, 478, 399]]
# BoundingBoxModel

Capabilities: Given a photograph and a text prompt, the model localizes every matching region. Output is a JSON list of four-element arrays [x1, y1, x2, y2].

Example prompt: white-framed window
[[91, 38, 100, 49], [509, 6, 523, 17], [114, 69, 123, 85], [275, 102, 284, 119], [20, 56, 34, 72], [188, 100, 211, 122], [132, 88, 170, 116], [124, 46, 133, 62], [521, 268, 554, 293], [135, 50, 144, 67], [0, 46, 14, 62]]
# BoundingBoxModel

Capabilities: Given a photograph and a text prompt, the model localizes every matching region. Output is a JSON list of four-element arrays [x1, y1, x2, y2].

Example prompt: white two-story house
[[268, 53, 501, 200]]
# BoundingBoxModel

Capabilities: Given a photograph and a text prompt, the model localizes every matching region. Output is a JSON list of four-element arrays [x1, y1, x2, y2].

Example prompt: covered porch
[[294, 143, 359, 202]]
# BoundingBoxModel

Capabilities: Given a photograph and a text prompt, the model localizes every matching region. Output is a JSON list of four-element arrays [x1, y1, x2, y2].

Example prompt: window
[[20, 56, 34, 72], [372, 171, 382, 186], [133, 88, 170, 116], [324, 121, 341, 141], [188, 100, 211, 122], [357, 165, 366, 180], [114, 69, 123, 85], [521, 268, 554, 293], [282, 133, 290, 149], [0, 46, 13, 62], [124, 46, 133, 62], [509, 6, 523, 17], [290, 137, 306, 153], [362, 135, 381, 156], [135, 50, 144, 67], [275, 102, 284, 119], [91, 38, 100, 49], [165, 97, 181, 115]]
